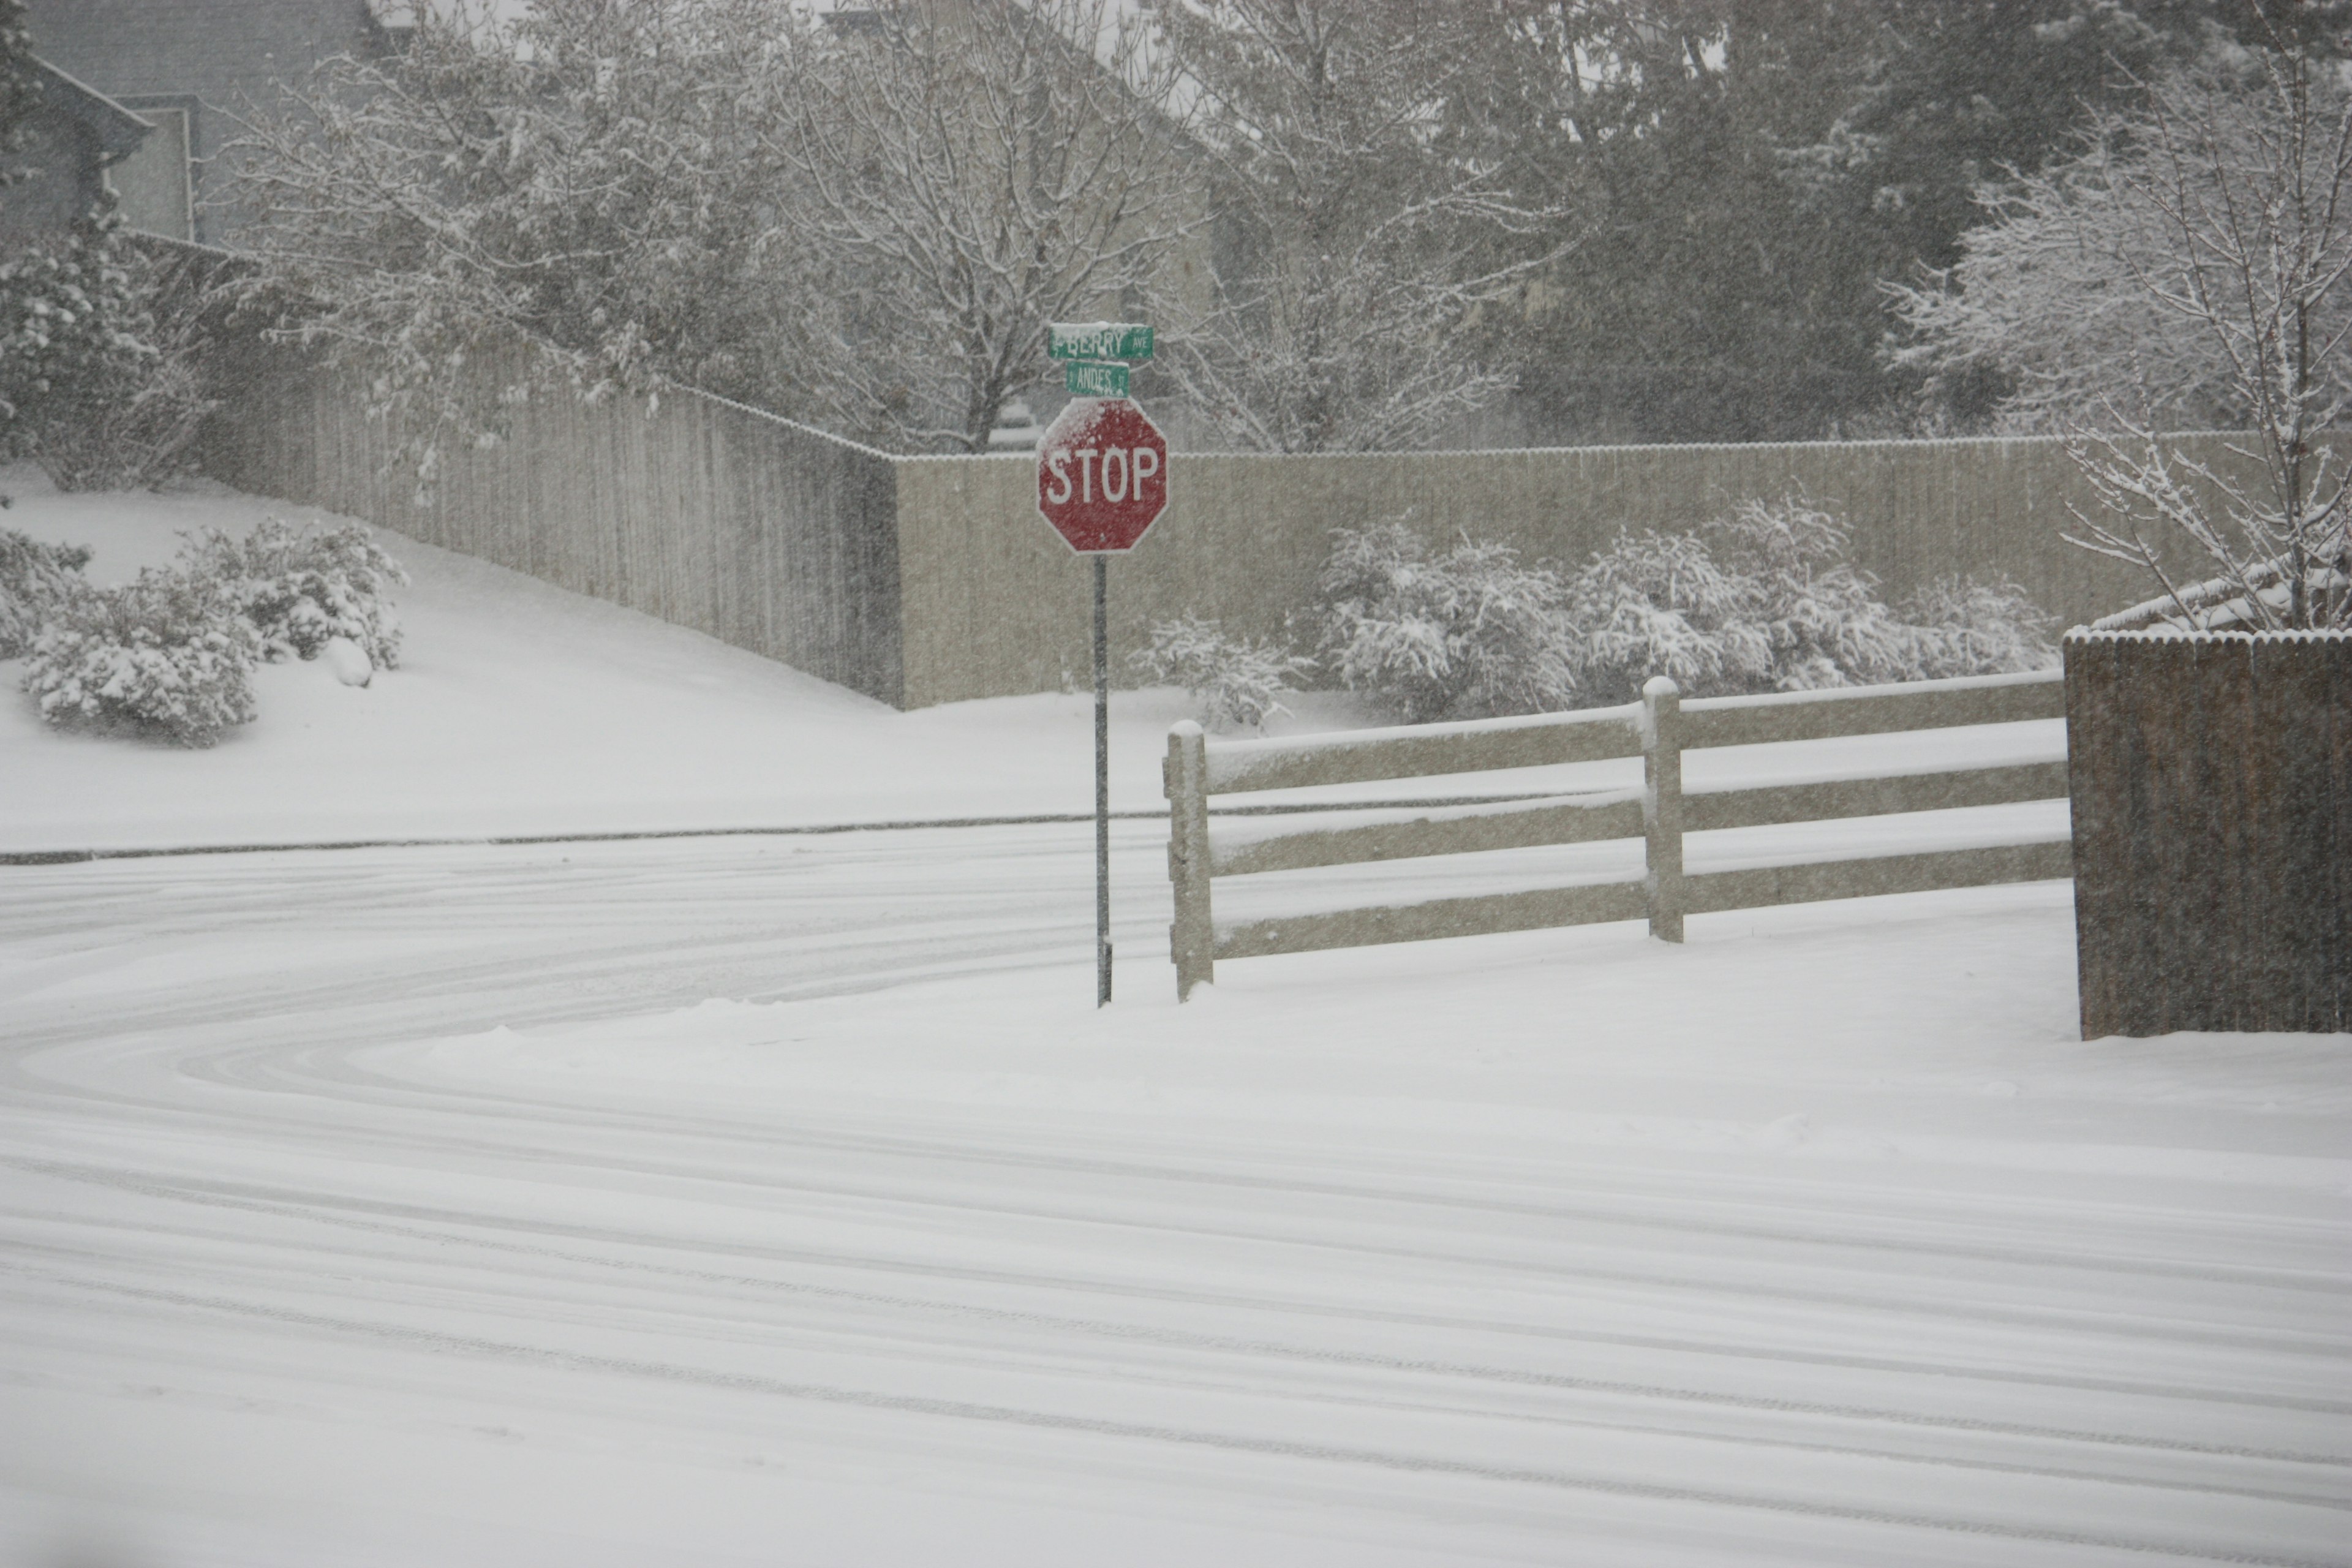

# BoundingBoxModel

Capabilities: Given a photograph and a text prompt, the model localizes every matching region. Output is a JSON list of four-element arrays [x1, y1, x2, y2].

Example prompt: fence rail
[[1164, 669, 2069, 998]]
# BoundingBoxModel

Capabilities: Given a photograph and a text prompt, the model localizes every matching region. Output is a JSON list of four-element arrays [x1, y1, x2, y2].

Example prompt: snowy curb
[[0, 794, 1575, 865]]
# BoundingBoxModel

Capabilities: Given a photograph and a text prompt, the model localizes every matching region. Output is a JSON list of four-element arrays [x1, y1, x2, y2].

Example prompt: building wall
[[24, 0, 396, 244], [0, 111, 108, 245]]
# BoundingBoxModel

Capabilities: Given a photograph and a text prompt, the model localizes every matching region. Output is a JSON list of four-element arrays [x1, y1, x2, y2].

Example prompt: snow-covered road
[[2, 827, 2346, 1567]]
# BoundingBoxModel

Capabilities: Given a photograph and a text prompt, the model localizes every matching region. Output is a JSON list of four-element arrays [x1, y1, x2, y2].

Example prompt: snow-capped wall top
[[2064, 626, 2350, 643]]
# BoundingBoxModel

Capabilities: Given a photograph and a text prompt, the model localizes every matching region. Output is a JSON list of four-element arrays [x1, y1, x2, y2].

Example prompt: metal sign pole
[[1039, 321, 1164, 1009], [1093, 552, 1112, 1006]]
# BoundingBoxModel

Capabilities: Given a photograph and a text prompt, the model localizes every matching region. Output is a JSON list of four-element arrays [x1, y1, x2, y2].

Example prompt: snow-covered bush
[[1131, 614, 1315, 733], [1313, 501, 2057, 720], [181, 518, 407, 669], [1564, 497, 2056, 704], [1317, 520, 1580, 723], [0, 526, 89, 658], [21, 568, 258, 746], [1902, 573, 2061, 674], [0, 215, 212, 491]]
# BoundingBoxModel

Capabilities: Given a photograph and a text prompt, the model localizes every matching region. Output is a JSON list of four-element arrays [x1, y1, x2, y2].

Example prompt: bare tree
[[1144, 1, 1567, 453], [782, 0, 1191, 454], [222, 0, 821, 492], [1888, 15, 2352, 628]]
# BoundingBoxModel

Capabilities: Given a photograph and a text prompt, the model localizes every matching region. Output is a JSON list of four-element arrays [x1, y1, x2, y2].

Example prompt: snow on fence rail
[[1162, 669, 2070, 998]]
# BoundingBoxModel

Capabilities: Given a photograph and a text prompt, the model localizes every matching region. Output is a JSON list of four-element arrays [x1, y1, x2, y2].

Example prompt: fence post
[[1642, 677, 1686, 943], [1166, 722, 1215, 999]]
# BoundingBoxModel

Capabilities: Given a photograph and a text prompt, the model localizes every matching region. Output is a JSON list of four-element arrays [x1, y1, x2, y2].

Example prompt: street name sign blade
[[1065, 360, 1129, 398], [1047, 322, 1154, 361], [1036, 397, 1169, 554]]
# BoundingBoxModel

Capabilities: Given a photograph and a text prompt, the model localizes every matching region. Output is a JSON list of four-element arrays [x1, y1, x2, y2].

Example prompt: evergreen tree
[[1, 0, 39, 194], [1508, 1, 2212, 443]]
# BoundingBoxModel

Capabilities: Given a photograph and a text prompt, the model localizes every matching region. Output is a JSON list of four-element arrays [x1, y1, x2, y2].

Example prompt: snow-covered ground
[[2, 476, 2346, 1566], [1, 469, 2063, 858], [0, 468, 1231, 851]]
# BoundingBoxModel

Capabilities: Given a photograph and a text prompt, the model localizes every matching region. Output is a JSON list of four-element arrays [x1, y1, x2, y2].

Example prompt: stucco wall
[[196, 323, 2315, 712], [889, 434, 2286, 709]]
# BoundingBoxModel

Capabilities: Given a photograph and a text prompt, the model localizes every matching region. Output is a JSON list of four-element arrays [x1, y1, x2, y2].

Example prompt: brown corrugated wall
[[2065, 630, 2351, 1037]]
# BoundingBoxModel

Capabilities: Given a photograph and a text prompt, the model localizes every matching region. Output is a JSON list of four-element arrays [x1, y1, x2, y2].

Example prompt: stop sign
[[1035, 397, 1169, 553]]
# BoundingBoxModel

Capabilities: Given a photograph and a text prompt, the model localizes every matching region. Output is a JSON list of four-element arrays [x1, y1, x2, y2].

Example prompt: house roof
[[30, 57, 155, 165]]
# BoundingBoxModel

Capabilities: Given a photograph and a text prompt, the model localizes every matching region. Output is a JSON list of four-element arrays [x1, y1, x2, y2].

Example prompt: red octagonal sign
[[1036, 397, 1169, 553]]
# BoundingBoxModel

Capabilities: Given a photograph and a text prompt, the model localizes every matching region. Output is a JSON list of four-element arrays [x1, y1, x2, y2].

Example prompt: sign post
[[1036, 324, 1168, 1006]]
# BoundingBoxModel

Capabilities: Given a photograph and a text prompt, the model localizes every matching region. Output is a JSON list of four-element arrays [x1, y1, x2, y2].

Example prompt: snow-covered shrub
[[0, 527, 89, 658], [0, 215, 212, 491], [1317, 519, 1580, 723], [1902, 573, 2060, 675], [180, 518, 407, 669], [21, 568, 258, 746], [1131, 614, 1316, 733], [1314, 501, 2059, 720], [1564, 497, 2056, 703]]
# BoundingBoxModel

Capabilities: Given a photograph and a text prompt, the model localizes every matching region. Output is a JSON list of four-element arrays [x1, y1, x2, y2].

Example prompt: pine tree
[[1511, 1, 2207, 443], [0, 0, 35, 189]]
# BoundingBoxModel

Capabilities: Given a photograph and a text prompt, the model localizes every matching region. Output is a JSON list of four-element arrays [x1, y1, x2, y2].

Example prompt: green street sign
[[1048, 322, 1153, 361], [1064, 360, 1130, 398]]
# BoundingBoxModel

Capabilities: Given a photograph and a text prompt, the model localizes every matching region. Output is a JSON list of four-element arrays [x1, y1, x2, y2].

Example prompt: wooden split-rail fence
[[1163, 669, 2071, 998]]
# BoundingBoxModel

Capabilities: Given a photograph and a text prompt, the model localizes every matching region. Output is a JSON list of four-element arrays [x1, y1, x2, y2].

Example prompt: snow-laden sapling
[[1317, 519, 1580, 723], [181, 518, 407, 672], [22, 568, 260, 747], [0, 527, 91, 659], [1131, 615, 1316, 733]]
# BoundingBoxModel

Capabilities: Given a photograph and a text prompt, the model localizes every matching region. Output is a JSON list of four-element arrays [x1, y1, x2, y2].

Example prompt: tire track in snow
[[10, 1156, 2347, 1453], [5, 831, 2345, 1566], [15, 1265, 2349, 1568], [7, 1197, 2343, 1483]]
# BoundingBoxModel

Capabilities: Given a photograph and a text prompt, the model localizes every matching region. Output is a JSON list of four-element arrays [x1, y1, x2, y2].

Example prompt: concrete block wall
[[200, 327, 2311, 710], [202, 337, 906, 706], [889, 434, 2281, 707]]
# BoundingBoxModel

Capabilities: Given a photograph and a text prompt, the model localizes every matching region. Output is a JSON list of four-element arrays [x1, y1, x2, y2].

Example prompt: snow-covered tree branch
[[780, 0, 1193, 454], [220, 0, 824, 492], [1887, 11, 2352, 627], [1145, 0, 1571, 453]]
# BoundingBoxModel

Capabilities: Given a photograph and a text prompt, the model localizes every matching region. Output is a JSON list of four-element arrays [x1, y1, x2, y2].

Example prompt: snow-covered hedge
[[22, 568, 260, 746], [182, 518, 407, 670], [1315, 499, 2056, 720], [0, 526, 91, 659], [1131, 614, 1316, 733]]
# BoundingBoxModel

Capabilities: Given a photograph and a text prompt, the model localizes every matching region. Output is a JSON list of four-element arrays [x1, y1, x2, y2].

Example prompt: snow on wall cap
[[896, 427, 2352, 462], [1168, 719, 1204, 739], [2064, 626, 2350, 643]]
